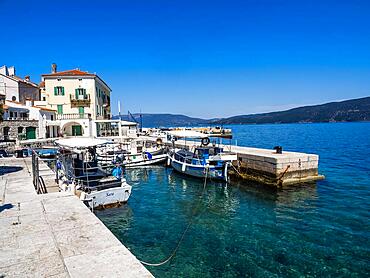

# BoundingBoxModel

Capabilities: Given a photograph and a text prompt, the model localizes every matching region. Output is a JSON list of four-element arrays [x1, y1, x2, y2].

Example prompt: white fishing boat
[[96, 139, 167, 168], [55, 138, 132, 209], [167, 130, 237, 182]]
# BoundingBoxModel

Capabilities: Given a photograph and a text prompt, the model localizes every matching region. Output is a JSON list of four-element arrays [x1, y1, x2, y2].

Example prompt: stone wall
[[0, 120, 38, 141]]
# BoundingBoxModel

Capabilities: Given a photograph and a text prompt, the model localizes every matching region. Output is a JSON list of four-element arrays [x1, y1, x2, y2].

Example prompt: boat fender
[[80, 191, 86, 201], [167, 157, 171, 166], [201, 137, 210, 146], [182, 163, 186, 172], [70, 183, 76, 195]]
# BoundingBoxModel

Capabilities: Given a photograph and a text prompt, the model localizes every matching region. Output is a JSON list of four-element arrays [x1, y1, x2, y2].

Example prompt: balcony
[[56, 113, 91, 120], [70, 94, 91, 107]]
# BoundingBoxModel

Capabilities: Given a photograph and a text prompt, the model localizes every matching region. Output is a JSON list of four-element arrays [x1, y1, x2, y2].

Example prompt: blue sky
[[1, 0, 370, 118]]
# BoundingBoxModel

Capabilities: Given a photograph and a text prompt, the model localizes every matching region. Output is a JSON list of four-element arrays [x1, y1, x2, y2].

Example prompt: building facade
[[0, 100, 58, 141], [40, 64, 111, 137], [0, 65, 40, 104]]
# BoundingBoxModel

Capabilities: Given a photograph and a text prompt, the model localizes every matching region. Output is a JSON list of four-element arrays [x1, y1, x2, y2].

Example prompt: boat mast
[[118, 100, 122, 120]]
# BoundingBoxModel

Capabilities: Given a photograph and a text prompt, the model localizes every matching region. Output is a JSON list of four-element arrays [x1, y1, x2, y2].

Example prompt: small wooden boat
[[167, 131, 237, 182]]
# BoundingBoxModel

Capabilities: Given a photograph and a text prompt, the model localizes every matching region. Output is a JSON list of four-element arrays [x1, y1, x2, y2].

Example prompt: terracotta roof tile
[[33, 106, 56, 112], [42, 69, 95, 77]]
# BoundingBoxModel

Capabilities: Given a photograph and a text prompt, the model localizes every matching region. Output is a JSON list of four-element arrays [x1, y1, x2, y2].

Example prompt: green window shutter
[[54, 87, 57, 95], [75, 89, 78, 98], [79, 107, 84, 115], [57, 105, 63, 114], [62, 87, 65, 95]]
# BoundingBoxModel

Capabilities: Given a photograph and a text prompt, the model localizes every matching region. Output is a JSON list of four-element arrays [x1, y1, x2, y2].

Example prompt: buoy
[[201, 137, 210, 146]]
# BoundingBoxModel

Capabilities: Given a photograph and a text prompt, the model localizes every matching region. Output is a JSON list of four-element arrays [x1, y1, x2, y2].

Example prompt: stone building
[[0, 100, 58, 141]]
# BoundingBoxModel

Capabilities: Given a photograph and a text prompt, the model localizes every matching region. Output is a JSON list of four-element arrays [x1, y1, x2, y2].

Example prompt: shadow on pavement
[[0, 203, 14, 213], [0, 166, 23, 176]]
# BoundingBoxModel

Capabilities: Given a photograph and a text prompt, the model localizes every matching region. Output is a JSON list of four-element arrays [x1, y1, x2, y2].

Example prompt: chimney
[[25, 75, 30, 82], [0, 65, 8, 76], [8, 66, 15, 76], [51, 63, 57, 74]]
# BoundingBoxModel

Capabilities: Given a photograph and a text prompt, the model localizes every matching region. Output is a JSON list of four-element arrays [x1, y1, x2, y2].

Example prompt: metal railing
[[70, 94, 91, 107], [31, 151, 47, 194]]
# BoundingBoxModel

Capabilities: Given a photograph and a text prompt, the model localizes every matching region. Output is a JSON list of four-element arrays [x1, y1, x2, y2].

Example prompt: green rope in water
[[139, 166, 209, 267]]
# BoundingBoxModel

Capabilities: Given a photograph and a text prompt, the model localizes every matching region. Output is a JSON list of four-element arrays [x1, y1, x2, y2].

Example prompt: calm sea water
[[96, 122, 370, 277]]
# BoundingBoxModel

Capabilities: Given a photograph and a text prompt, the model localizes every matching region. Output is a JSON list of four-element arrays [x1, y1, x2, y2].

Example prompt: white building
[[0, 65, 40, 103], [39, 64, 111, 137], [0, 100, 58, 140]]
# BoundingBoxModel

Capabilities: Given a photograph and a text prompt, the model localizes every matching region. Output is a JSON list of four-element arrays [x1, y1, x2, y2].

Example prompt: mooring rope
[[231, 163, 242, 177], [139, 166, 209, 267]]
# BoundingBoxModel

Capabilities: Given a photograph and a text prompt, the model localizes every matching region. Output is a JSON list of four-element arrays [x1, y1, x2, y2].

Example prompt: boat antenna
[[140, 109, 143, 132]]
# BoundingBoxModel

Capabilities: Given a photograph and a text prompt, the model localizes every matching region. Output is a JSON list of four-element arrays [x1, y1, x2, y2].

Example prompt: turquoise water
[[96, 122, 370, 277]]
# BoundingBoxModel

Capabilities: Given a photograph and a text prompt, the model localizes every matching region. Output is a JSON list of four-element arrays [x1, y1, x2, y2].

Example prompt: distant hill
[[214, 96, 370, 124], [112, 113, 209, 127], [113, 96, 370, 127]]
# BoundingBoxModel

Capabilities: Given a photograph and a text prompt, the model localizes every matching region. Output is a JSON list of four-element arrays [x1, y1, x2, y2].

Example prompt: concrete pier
[[227, 145, 324, 186], [0, 157, 154, 277], [141, 136, 324, 187]]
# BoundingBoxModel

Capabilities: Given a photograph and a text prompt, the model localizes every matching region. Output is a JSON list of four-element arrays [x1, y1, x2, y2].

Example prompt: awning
[[55, 138, 112, 148]]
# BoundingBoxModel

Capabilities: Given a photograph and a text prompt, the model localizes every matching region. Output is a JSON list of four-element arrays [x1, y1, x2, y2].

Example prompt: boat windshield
[[194, 147, 223, 159]]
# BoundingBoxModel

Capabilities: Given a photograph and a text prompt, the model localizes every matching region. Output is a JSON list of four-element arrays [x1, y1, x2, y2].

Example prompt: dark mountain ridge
[[216, 96, 370, 124], [113, 96, 370, 127], [112, 113, 210, 127]]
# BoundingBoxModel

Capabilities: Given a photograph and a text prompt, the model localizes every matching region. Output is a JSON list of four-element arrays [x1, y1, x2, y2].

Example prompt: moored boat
[[167, 131, 237, 181], [96, 139, 167, 168], [55, 138, 132, 209]]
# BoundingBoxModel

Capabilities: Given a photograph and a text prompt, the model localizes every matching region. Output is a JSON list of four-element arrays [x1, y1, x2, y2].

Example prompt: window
[[42, 96, 46, 101], [54, 86, 64, 96], [12, 96, 16, 101], [78, 107, 84, 115], [75, 88, 86, 99], [18, 127, 23, 134], [51, 115, 54, 121], [57, 105, 63, 114]]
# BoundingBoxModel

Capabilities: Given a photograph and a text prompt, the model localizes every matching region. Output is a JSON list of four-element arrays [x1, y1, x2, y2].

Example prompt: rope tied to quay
[[139, 166, 209, 267]]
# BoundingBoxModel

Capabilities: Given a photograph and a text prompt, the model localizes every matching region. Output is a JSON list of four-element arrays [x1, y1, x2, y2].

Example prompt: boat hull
[[124, 154, 167, 168], [81, 184, 132, 209], [170, 158, 226, 181], [98, 153, 167, 168]]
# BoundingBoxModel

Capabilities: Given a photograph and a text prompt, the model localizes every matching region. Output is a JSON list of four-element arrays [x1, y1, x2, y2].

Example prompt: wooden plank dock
[[0, 157, 154, 278]]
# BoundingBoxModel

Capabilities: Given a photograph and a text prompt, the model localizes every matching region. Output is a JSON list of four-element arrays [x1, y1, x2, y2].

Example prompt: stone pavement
[[0, 157, 154, 277]]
